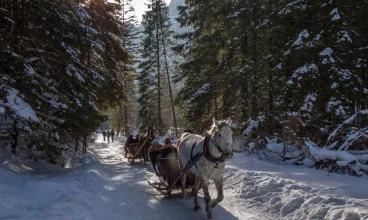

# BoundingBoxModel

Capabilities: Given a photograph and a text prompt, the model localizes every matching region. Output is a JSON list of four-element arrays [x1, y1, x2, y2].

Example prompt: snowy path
[[0, 135, 241, 220], [1, 134, 368, 219], [85, 136, 241, 220]]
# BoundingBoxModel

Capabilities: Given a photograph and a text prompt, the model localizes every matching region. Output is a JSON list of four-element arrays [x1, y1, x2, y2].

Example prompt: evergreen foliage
[[137, 0, 174, 134], [175, 0, 368, 146], [0, 0, 130, 164]]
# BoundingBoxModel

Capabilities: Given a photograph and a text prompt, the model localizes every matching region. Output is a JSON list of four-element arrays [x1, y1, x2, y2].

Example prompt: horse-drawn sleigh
[[128, 118, 234, 220], [147, 138, 197, 197], [125, 126, 154, 163]]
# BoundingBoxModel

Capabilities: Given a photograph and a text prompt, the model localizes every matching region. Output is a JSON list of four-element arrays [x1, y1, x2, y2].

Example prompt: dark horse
[[139, 125, 155, 163]]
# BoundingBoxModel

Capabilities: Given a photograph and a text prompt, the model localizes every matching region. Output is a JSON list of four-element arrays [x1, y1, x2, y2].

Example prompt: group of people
[[149, 137, 176, 176], [102, 129, 116, 143], [123, 128, 193, 177]]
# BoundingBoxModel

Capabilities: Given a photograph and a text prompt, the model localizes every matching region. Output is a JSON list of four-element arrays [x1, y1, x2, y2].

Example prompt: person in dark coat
[[124, 132, 139, 157], [111, 129, 115, 142], [102, 130, 107, 141], [149, 140, 162, 176], [107, 130, 111, 143]]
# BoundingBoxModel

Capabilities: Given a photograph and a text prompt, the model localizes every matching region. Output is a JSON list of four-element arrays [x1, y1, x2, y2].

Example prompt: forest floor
[[0, 135, 368, 220]]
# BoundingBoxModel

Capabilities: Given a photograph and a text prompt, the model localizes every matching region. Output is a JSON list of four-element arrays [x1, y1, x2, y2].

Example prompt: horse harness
[[165, 130, 226, 196], [190, 134, 225, 169]]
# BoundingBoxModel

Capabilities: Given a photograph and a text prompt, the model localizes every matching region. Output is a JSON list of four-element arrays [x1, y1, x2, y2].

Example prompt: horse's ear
[[213, 118, 220, 127], [226, 117, 232, 126]]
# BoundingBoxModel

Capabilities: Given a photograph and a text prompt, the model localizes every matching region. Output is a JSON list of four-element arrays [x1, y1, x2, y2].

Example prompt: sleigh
[[148, 147, 198, 197], [126, 142, 146, 163]]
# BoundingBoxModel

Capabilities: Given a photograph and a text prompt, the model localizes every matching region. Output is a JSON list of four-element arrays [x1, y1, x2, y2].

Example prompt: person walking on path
[[111, 129, 115, 142], [107, 130, 111, 143], [102, 130, 107, 141]]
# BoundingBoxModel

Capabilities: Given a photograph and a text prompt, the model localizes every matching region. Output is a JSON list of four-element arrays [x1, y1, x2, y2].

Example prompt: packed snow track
[[0, 134, 367, 219]]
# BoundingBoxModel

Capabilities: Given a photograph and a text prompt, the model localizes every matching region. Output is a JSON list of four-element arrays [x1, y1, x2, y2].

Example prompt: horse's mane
[[206, 121, 229, 136]]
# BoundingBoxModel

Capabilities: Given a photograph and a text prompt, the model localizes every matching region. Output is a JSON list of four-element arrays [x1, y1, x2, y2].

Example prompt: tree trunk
[[122, 0, 129, 136], [117, 104, 122, 136], [83, 134, 87, 153], [158, 5, 178, 138], [155, 0, 162, 135], [10, 119, 18, 154]]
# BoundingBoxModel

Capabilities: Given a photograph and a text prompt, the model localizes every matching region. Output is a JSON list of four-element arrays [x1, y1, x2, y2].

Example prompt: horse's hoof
[[181, 192, 186, 198], [207, 211, 212, 220], [194, 206, 201, 212]]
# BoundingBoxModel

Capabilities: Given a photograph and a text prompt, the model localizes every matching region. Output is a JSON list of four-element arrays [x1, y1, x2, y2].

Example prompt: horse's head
[[211, 117, 233, 159], [147, 125, 155, 141]]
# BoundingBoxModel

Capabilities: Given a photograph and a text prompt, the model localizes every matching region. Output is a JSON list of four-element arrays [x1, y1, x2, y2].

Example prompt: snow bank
[[305, 140, 368, 175], [222, 153, 368, 220], [232, 136, 247, 152], [0, 136, 126, 220]]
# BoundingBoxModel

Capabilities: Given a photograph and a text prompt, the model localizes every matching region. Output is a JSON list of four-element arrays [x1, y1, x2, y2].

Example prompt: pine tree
[[174, 0, 368, 142], [0, 0, 131, 164], [137, 0, 174, 135]]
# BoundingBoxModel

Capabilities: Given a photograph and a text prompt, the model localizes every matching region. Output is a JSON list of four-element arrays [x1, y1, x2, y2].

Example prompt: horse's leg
[[200, 177, 212, 219], [193, 176, 201, 211], [142, 144, 146, 163], [180, 165, 187, 198], [209, 177, 224, 210], [145, 145, 149, 163]]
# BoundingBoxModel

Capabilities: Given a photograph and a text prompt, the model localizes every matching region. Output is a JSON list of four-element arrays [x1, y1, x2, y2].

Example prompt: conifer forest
[[0, 0, 368, 172], [1, 1, 368, 220]]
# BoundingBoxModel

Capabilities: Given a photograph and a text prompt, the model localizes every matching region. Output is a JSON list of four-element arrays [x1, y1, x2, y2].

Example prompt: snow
[[313, 33, 322, 41], [331, 82, 338, 89], [327, 98, 342, 113], [319, 47, 333, 56], [24, 57, 39, 63], [326, 109, 368, 144], [224, 153, 368, 219], [293, 63, 318, 75], [337, 31, 352, 43], [189, 83, 212, 104], [226, 12, 240, 18], [243, 116, 265, 135], [4, 16, 15, 24], [330, 8, 341, 20], [300, 93, 317, 112], [2, 88, 39, 122], [273, 63, 282, 70], [75, 6, 91, 21], [1, 135, 368, 220], [292, 30, 309, 47], [65, 64, 85, 82], [232, 136, 247, 152], [278, 0, 306, 15], [80, 24, 98, 35], [24, 64, 36, 75]]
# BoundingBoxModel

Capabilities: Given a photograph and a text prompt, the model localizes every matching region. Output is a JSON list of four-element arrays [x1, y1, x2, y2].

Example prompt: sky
[[132, 0, 171, 22]]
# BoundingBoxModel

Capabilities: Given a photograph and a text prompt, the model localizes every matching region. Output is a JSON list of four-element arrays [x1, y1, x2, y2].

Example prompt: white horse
[[178, 118, 233, 220]]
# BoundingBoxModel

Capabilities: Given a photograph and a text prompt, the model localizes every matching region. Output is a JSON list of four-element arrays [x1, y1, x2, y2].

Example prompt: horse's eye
[[218, 133, 221, 137]]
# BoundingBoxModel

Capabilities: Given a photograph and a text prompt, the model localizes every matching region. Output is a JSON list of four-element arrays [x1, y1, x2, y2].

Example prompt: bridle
[[208, 131, 223, 154], [190, 125, 229, 168]]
